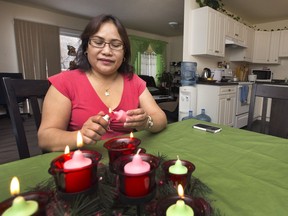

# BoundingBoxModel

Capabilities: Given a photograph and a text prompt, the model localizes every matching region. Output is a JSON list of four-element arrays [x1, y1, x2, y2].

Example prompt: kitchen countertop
[[256, 80, 288, 86], [197, 79, 288, 86], [196, 81, 239, 86]]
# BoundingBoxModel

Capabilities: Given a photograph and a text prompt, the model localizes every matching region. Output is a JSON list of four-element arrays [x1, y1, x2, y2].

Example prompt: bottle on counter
[[182, 110, 194, 121], [195, 109, 211, 122]]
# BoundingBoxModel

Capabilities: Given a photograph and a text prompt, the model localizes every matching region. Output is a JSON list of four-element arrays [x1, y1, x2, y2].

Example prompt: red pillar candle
[[104, 132, 141, 168], [63, 131, 92, 193], [123, 149, 151, 197], [162, 159, 195, 188]]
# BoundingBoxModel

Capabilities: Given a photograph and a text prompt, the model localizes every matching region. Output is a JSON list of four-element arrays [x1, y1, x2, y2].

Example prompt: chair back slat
[[2, 77, 50, 159]]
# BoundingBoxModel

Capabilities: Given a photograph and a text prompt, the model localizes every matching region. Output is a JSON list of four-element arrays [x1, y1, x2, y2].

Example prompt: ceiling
[[4, 0, 288, 37], [221, 0, 288, 24]]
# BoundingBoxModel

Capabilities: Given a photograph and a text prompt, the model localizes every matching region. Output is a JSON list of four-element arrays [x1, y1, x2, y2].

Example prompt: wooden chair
[[0, 73, 25, 116], [247, 84, 288, 138], [2, 77, 50, 159]]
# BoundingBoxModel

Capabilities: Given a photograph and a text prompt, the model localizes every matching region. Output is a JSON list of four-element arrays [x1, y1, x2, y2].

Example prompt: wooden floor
[[0, 115, 42, 164]]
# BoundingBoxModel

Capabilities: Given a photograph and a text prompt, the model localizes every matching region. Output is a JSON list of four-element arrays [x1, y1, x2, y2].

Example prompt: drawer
[[219, 86, 237, 94], [234, 113, 248, 128]]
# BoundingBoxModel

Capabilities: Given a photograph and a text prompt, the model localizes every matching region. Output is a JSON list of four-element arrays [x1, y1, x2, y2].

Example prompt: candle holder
[[48, 150, 102, 199], [103, 136, 143, 172], [112, 153, 160, 201], [156, 195, 212, 216], [0, 191, 50, 216], [162, 159, 196, 188]]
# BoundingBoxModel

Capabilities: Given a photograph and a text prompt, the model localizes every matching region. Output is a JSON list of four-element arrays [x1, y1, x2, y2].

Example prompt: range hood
[[225, 37, 247, 48]]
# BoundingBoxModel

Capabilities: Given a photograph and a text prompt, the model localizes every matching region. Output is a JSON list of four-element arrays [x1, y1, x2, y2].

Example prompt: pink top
[[48, 69, 146, 140]]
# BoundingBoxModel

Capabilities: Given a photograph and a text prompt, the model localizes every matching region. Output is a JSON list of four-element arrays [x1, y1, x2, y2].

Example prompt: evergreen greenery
[[29, 155, 224, 215]]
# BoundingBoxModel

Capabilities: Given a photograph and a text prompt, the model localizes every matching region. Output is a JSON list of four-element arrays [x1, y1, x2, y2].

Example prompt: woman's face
[[87, 21, 124, 76]]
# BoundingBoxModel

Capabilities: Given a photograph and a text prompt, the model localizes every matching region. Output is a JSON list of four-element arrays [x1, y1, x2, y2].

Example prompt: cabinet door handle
[[215, 50, 219, 53], [227, 98, 231, 101]]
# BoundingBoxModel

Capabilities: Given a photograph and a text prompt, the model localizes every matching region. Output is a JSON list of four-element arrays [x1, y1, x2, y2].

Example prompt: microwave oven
[[251, 69, 273, 82]]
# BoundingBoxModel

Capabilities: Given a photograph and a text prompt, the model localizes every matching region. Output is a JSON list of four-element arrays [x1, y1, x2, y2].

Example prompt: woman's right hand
[[80, 112, 109, 145]]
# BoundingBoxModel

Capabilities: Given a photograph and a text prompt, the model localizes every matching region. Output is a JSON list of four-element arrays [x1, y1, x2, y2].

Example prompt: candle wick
[[136, 148, 141, 155]]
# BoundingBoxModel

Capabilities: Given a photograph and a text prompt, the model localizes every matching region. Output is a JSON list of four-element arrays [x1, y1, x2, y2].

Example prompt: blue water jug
[[195, 109, 211, 122], [182, 110, 194, 121], [180, 62, 197, 86]]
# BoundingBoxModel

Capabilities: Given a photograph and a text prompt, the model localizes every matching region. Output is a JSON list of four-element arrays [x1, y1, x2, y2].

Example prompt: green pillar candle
[[168, 156, 188, 174], [2, 196, 38, 216], [166, 199, 194, 216]]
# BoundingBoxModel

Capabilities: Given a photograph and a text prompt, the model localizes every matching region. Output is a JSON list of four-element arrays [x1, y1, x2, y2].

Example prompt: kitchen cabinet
[[196, 85, 237, 126], [279, 30, 288, 57], [190, 6, 225, 57], [252, 31, 280, 64], [225, 16, 246, 46], [227, 26, 255, 62]]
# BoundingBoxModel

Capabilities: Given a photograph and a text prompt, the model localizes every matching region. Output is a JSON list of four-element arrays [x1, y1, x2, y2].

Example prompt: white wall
[[0, 1, 183, 73], [255, 20, 288, 31]]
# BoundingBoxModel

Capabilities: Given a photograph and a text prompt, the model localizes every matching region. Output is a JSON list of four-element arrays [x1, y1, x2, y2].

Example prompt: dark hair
[[72, 14, 134, 77]]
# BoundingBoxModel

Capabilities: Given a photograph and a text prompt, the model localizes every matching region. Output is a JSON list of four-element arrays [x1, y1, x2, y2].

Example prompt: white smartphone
[[193, 123, 222, 133]]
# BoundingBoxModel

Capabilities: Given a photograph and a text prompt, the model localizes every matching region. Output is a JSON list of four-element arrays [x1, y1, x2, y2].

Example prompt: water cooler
[[178, 61, 197, 121], [178, 86, 197, 121]]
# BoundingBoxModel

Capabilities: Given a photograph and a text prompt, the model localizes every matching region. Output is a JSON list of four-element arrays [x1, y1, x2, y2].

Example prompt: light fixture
[[168, 21, 179, 28]]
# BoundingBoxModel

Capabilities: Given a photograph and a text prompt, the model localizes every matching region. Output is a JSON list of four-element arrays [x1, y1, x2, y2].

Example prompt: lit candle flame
[[64, 145, 70, 154], [130, 132, 134, 138], [109, 108, 112, 113], [77, 131, 83, 148], [177, 184, 184, 199], [10, 176, 20, 196]]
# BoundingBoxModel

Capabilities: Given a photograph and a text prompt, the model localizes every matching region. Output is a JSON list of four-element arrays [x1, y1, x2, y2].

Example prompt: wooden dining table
[[0, 119, 287, 215]]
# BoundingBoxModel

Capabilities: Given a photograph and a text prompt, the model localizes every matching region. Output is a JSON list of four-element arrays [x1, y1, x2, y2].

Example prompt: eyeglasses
[[89, 37, 124, 51]]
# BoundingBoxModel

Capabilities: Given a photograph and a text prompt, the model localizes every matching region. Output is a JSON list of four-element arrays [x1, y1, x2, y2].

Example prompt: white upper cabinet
[[252, 31, 280, 64], [190, 6, 225, 57], [227, 26, 254, 62], [279, 30, 288, 57], [225, 16, 246, 46]]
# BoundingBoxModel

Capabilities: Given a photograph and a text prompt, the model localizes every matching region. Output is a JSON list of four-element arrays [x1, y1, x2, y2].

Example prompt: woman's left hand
[[124, 108, 148, 131]]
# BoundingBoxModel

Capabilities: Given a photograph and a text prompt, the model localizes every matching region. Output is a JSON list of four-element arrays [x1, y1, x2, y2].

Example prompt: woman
[[38, 14, 167, 152]]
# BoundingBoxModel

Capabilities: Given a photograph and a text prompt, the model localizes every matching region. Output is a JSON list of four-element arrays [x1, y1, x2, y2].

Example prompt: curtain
[[14, 19, 61, 80], [129, 35, 167, 84]]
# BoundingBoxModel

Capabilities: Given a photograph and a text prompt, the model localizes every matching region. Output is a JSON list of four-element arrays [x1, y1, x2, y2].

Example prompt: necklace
[[105, 89, 110, 96], [90, 70, 119, 97], [103, 73, 120, 96]]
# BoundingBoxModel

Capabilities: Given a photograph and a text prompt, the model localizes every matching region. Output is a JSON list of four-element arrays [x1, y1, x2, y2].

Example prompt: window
[[129, 35, 167, 85], [59, 29, 81, 71], [140, 44, 157, 78]]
